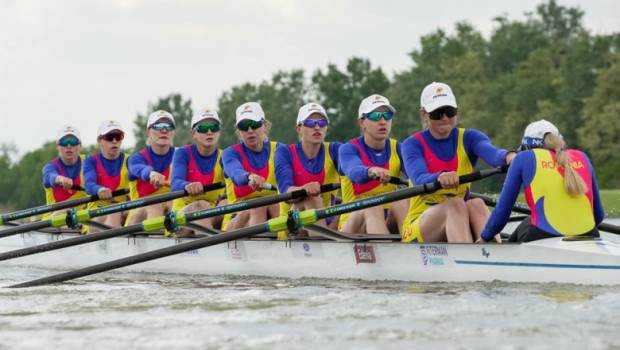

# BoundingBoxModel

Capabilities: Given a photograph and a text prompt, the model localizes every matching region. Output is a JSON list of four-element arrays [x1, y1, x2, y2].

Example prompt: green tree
[[133, 93, 193, 150], [7, 142, 57, 209], [0, 143, 17, 207], [312, 57, 390, 141]]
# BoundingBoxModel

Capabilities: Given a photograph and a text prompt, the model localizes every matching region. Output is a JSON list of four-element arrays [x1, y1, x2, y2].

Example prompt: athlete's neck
[[150, 144, 170, 156], [428, 127, 452, 140], [246, 140, 264, 153], [363, 134, 386, 150], [101, 152, 119, 161], [301, 141, 321, 159], [60, 156, 78, 166], [197, 143, 216, 157]]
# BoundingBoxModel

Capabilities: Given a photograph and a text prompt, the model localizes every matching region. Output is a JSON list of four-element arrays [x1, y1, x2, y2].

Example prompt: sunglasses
[[301, 118, 328, 128], [429, 106, 457, 120], [237, 119, 263, 132], [194, 122, 221, 134], [364, 110, 394, 122], [58, 136, 80, 147], [150, 122, 175, 132], [101, 132, 124, 142]]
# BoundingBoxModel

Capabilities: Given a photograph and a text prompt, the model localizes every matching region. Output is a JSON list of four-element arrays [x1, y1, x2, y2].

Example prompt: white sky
[[1, 0, 618, 155]]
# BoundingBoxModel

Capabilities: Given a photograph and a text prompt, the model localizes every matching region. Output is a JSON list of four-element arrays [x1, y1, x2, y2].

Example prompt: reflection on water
[[1, 266, 619, 349]]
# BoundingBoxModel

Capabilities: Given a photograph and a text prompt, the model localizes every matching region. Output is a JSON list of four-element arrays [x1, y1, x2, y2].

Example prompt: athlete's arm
[[338, 143, 370, 184], [465, 129, 509, 167], [170, 147, 190, 192], [128, 151, 153, 181], [480, 152, 531, 241], [222, 146, 250, 186], [401, 136, 439, 185], [42, 162, 59, 188], [585, 155, 605, 225], [83, 156, 103, 195], [274, 144, 294, 193]]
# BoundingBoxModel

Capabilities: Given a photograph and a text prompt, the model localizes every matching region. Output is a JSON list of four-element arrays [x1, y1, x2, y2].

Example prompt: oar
[[0, 182, 225, 239], [0, 183, 340, 262], [8, 167, 503, 288], [470, 192, 620, 235], [0, 188, 128, 226]]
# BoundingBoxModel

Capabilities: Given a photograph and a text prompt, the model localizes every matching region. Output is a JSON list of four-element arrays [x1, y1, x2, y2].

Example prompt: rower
[[338, 94, 408, 235], [83, 120, 130, 229], [221, 102, 281, 230], [479, 120, 604, 243], [401, 82, 515, 243], [170, 108, 225, 236], [126, 110, 176, 225], [41, 126, 87, 213], [275, 103, 341, 236]]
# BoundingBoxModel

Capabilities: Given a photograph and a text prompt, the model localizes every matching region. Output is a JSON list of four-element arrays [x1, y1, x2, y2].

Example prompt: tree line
[[1, 0, 618, 210]]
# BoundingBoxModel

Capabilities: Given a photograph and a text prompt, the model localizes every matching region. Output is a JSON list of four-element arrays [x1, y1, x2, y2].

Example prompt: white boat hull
[[1, 232, 619, 285]]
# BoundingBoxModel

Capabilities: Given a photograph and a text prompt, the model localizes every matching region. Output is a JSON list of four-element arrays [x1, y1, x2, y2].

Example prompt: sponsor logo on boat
[[302, 243, 312, 257], [354, 244, 376, 264], [482, 247, 490, 258], [185, 249, 199, 256], [419, 245, 448, 266]]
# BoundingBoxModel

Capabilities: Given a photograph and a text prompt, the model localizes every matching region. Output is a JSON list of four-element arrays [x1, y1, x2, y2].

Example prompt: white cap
[[235, 102, 265, 126], [97, 120, 124, 137], [192, 108, 221, 128], [296, 102, 328, 124], [358, 94, 396, 119], [420, 82, 457, 112], [56, 125, 81, 142], [521, 119, 561, 149], [147, 110, 175, 129]]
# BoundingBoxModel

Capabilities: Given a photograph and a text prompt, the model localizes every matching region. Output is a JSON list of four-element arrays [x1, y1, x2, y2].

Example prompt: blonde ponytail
[[544, 133, 586, 196]]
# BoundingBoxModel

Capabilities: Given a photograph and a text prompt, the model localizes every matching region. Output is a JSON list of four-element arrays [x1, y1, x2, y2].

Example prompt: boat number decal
[[354, 244, 376, 264], [419, 245, 448, 266], [481, 247, 490, 258]]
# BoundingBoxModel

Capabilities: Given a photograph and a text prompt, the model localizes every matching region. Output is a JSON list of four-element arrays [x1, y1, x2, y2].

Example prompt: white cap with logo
[[358, 94, 396, 119], [97, 120, 124, 137], [235, 102, 265, 126], [192, 108, 221, 128], [521, 119, 561, 149], [57, 125, 81, 142], [420, 82, 458, 113], [297, 102, 328, 124], [147, 110, 175, 129]]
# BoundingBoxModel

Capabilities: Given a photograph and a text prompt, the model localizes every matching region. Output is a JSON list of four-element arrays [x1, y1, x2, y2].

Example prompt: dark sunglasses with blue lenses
[[301, 118, 328, 128], [237, 119, 263, 132], [428, 106, 457, 120], [364, 110, 394, 122], [150, 122, 175, 132], [58, 136, 80, 147]]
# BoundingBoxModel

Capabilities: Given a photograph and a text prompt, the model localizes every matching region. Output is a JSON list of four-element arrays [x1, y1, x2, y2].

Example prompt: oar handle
[[289, 183, 341, 200], [388, 177, 408, 186], [99, 188, 130, 199]]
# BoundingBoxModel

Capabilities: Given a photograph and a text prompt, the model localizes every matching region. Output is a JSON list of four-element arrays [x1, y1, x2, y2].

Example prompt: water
[[1, 220, 620, 349]]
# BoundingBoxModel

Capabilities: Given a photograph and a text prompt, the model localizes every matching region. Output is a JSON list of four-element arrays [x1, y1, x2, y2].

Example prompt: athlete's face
[[296, 113, 328, 145], [238, 121, 266, 150], [192, 119, 221, 149], [98, 130, 124, 159], [147, 118, 175, 148], [359, 105, 392, 142], [424, 107, 458, 139], [57, 142, 81, 165]]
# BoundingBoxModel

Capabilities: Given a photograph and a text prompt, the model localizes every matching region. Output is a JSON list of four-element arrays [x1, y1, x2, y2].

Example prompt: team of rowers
[[42, 82, 605, 243]]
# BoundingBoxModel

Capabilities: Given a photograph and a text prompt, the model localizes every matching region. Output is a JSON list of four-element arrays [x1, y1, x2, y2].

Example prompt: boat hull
[[1, 232, 619, 285]]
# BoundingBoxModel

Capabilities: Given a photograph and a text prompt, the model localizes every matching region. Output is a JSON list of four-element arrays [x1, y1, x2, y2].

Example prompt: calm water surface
[[1, 220, 619, 349]]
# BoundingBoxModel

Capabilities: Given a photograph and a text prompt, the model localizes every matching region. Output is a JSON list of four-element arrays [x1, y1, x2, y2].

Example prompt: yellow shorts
[[401, 202, 431, 243]]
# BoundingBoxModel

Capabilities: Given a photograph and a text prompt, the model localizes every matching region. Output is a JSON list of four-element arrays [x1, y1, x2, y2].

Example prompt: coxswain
[[170, 108, 225, 236], [401, 82, 515, 243], [338, 94, 409, 235], [479, 120, 604, 243], [275, 103, 341, 236], [83, 120, 130, 229], [126, 110, 176, 225], [221, 102, 282, 230]]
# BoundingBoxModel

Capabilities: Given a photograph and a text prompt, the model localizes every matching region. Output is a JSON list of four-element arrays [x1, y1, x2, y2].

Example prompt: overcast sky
[[1, 0, 618, 154]]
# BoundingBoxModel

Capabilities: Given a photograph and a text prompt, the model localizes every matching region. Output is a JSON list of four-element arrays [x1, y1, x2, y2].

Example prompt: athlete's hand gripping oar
[[6, 168, 502, 288], [7, 183, 341, 287], [0, 182, 225, 239], [470, 192, 620, 236], [0, 188, 128, 227], [0, 183, 340, 263]]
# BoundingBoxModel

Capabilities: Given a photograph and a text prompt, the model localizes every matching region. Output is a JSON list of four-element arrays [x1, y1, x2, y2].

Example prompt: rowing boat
[[2, 228, 619, 285]]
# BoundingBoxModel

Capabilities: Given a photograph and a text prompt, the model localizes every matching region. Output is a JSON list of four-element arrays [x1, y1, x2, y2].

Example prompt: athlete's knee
[[445, 197, 467, 214], [466, 198, 488, 214]]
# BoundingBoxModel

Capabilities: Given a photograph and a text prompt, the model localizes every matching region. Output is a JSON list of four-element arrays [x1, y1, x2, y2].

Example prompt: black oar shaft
[[0, 220, 53, 239], [9, 224, 268, 288], [0, 189, 128, 225]]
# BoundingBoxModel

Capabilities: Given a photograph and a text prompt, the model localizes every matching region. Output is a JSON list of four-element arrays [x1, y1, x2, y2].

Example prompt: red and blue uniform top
[[128, 146, 175, 198], [480, 149, 604, 241], [171, 144, 222, 191], [275, 141, 341, 193], [338, 136, 405, 184], [83, 153, 127, 195], [42, 157, 84, 203]]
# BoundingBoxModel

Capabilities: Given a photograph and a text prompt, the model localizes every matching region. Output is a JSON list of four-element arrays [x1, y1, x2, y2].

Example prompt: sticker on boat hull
[[354, 244, 376, 264], [419, 245, 448, 266]]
